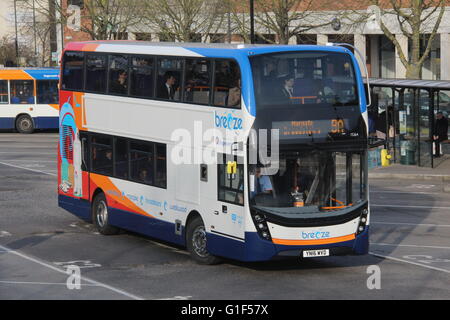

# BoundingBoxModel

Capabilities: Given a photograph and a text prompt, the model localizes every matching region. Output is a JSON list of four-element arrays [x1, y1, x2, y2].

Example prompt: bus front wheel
[[92, 193, 120, 235], [186, 216, 221, 265], [16, 115, 34, 134]]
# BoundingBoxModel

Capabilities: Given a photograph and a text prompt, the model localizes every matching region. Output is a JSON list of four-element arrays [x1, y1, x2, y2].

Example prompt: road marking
[[0, 161, 57, 176], [370, 252, 450, 274], [0, 159, 55, 163], [0, 231, 12, 238], [370, 191, 439, 195], [0, 152, 54, 155], [0, 245, 144, 300], [157, 296, 192, 300], [371, 204, 450, 210], [0, 280, 99, 287], [371, 222, 450, 228], [54, 260, 102, 269], [371, 243, 450, 250]]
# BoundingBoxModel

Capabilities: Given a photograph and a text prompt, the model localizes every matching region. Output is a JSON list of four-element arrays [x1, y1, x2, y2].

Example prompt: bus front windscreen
[[249, 149, 367, 213], [249, 51, 368, 216], [251, 51, 358, 108]]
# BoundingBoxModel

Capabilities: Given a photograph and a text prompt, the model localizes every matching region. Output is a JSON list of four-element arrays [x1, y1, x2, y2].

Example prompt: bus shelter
[[366, 78, 450, 168]]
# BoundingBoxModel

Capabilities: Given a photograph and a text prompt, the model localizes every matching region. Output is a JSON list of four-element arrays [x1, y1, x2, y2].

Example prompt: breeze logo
[[214, 111, 243, 130], [301, 231, 330, 240]]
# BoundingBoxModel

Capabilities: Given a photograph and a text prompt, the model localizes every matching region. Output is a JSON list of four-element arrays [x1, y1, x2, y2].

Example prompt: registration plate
[[302, 249, 330, 258]]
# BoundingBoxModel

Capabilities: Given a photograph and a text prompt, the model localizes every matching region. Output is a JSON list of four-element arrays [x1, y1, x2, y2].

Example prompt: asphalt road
[[0, 132, 449, 300]]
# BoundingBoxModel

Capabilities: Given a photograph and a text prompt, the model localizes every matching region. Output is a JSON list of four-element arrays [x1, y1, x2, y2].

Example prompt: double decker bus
[[0, 68, 59, 133], [58, 42, 369, 264]]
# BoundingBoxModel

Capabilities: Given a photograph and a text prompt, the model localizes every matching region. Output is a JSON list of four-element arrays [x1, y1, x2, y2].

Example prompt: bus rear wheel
[[16, 115, 34, 134], [92, 193, 120, 235], [186, 216, 221, 265]]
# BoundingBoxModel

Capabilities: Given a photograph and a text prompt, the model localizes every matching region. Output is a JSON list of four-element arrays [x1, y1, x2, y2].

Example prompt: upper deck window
[[108, 54, 129, 95], [251, 51, 358, 107], [62, 51, 84, 91], [130, 56, 154, 98], [156, 58, 183, 101], [86, 54, 107, 93], [213, 60, 241, 108], [184, 59, 211, 105]]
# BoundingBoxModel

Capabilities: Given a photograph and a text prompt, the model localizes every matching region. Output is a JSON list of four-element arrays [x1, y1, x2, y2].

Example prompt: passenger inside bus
[[250, 166, 273, 199], [226, 78, 241, 107], [157, 72, 177, 100], [110, 70, 128, 95]]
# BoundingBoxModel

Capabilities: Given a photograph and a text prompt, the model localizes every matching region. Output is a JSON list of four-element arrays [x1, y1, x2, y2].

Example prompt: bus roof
[[64, 41, 351, 58], [0, 68, 59, 81]]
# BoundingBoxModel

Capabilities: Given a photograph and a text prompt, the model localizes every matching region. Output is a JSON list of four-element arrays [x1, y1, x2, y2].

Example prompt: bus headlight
[[251, 209, 272, 241], [357, 207, 369, 235]]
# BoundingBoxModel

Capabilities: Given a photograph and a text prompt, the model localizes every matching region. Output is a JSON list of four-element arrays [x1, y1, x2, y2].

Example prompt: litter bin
[[400, 140, 416, 165]]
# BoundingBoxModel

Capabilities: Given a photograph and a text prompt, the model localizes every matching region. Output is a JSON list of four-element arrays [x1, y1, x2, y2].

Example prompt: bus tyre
[[16, 115, 34, 134], [186, 216, 221, 265], [92, 193, 120, 235]]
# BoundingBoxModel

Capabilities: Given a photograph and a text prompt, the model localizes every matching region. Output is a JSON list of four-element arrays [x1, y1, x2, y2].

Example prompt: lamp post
[[249, 0, 255, 44], [14, 0, 19, 61]]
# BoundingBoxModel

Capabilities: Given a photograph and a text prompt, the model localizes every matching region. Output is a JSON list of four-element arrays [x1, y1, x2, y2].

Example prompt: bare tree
[[143, 0, 228, 42], [76, 0, 147, 40], [0, 35, 35, 67], [368, 0, 446, 79], [254, 0, 333, 44], [227, 0, 334, 44]]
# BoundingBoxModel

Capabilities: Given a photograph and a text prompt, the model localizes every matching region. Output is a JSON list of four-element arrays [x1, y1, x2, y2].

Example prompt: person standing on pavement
[[433, 112, 449, 157]]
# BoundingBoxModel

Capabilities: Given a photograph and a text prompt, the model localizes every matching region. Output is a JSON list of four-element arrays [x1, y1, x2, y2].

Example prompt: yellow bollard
[[381, 149, 392, 167]]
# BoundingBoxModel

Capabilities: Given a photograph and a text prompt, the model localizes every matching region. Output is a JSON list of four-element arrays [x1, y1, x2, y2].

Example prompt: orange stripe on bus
[[90, 174, 154, 218], [0, 70, 33, 80], [272, 234, 356, 246], [83, 43, 100, 52]]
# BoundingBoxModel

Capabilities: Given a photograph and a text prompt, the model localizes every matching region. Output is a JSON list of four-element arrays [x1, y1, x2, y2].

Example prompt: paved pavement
[[0, 133, 449, 300]]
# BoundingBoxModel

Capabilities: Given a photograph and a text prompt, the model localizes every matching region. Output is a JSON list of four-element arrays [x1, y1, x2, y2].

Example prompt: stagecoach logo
[[214, 111, 243, 131]]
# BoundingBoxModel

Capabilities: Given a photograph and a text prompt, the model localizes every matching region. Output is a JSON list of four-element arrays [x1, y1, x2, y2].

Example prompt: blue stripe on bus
[[34, 116, 59, 129], [59, 194, 91, 221], [24, 69, 59, 80], [108, 207, 185, 246], [58, 194, 369, 261], [0, 118, 15, 129]]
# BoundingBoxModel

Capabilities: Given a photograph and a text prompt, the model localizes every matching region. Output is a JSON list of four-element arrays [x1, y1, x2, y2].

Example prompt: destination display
[[272, 119, 347, 139]]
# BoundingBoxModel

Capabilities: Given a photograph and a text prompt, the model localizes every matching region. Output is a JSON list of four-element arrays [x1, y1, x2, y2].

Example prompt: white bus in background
[[0, 68, 59, 133], [58, 41, 369, 264]]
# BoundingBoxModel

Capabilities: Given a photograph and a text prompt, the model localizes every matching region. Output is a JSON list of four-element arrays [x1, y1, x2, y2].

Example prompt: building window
[[209, 33, 226, 43], [135, 33, 152, 41]]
